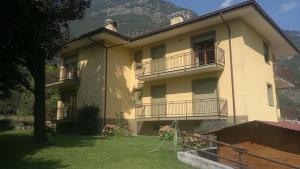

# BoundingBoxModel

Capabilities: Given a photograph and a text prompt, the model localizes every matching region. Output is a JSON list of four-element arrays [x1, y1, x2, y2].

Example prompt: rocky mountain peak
[[69, 0, 197, 38]]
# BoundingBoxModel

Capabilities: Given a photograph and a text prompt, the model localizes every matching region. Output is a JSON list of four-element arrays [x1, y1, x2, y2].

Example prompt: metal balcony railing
[[135, 98, 228, 120], [59, 66, 79, 81], [273, 64, 294, 85], [46, 66, 79, 86], [56, 107, 79, 121], [136, 46, 225, 78]]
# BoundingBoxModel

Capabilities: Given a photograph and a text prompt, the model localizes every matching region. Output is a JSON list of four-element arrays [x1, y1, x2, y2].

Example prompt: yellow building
[[47, 1, 298, 134]]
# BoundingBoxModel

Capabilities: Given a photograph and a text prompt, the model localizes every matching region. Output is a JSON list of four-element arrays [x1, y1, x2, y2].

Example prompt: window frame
[[150, 44, 166, 60], [263, 41, 270, 64], [267, 83, 274, 106]]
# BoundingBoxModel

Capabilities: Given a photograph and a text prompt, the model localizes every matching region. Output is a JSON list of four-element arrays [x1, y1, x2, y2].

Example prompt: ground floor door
[[192, 79, 218, 115], [151, 85, 166, 117]]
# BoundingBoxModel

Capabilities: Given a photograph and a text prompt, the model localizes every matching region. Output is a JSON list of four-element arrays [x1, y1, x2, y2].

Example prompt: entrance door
[[151, 45, 166, 74], [193, 39, 215, 66], [192, 79, 217, 115], [151, 85, 166, 117]]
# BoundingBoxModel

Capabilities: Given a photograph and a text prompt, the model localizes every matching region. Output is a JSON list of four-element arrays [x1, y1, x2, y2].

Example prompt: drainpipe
[[220, 12, 237, 124], [88, 37, 129, 131]]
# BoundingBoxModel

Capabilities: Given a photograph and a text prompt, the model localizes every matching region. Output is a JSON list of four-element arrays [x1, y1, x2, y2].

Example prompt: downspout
[[220, 12, 237, 124], [88, 37, 129, 130]]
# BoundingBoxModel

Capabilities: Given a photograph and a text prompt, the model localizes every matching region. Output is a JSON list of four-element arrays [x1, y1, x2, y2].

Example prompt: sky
[[165, 0, 300, 31]]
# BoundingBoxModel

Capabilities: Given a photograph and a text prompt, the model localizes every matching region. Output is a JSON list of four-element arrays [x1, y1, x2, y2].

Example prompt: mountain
[[279, 30, 300, 119], [69, 0, 197, 38], [280, 30, 300, 85]]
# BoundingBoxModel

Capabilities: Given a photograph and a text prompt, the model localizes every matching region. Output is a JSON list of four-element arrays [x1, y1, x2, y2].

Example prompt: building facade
[[47, 1, 298, 134]]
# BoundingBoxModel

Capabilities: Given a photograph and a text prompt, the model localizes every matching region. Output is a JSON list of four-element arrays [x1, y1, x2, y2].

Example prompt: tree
[[0, 0, 90, 143]]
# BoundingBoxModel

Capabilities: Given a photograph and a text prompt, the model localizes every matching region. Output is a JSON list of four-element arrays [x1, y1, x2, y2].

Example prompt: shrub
[[0, 119, 15, 131], [102, 124, 120, 137], [78, 105, 101, 135], [15, 118, 34, 129], [158, 125, 174, 140], [102, 124, 133, 137]]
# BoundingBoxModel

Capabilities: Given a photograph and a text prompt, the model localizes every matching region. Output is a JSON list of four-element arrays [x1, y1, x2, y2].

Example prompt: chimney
[[170, 12, 185, 25], [105, 19, 118, 32]]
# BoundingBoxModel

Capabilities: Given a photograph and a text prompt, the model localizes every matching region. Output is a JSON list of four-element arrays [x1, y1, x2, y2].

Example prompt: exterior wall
[[77, 45, 105, 117], [142, 73, 220, 102], [216, 122, 300, 168], [105, 43, 137, 122], [216, 19, 244, 124], [238, 21, 278, 121]]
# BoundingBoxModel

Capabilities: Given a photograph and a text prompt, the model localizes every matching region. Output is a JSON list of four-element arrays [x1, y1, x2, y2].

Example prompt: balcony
[[274, 64, 294, 88], [56, 107, 79, 121], [136, 46, 225, 81], [135, 98, 228, 121], [46, 66, 80, 88]]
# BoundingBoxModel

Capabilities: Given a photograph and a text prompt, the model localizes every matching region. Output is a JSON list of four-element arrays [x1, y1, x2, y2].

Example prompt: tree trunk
[[33, 54, 47, 143]]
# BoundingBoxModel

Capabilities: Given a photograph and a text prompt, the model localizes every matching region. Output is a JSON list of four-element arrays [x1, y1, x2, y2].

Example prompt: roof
[[64, 27, 130, 46], [65, 0, 299, 54], [205, 120, 300, 134], [258, 120, 300, 132], [129, 1, 298, 53]]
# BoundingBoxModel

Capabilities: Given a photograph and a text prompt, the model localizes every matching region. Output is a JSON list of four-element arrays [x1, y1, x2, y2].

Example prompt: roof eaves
[[250, 1, 300, 53], [130, 0, 255, 41], [129, 1, 299, 54], [63, 27, 130, 46]]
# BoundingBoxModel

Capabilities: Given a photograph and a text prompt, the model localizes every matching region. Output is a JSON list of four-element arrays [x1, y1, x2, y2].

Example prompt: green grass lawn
[[0, 130, 192, 169]]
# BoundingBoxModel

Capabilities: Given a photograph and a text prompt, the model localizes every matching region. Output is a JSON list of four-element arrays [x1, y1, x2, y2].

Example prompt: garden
[[0, 106, 193, 169], [0, 129, 193, 169]]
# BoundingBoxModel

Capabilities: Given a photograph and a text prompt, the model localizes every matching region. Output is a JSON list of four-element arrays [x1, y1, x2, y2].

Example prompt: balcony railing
[[46, 66, 80, 87], [273, 64, 294, 88], [135, 98, 228, 120], [136, 46, 225, 79], [56, 107, 79, 121], [59, 66, 79, 81]]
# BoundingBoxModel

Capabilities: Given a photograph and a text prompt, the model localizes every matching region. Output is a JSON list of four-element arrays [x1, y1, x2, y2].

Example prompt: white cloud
[[220, 0, 235, 8], [280, 2, 297, 12]]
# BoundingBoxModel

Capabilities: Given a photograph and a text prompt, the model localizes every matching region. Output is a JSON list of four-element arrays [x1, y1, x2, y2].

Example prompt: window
[[263, 42, 270, 63], [151, 45, 166, 73], [267, 84, 274, 106], [134, 51, 143, 70], [151, 45, 165, 60]]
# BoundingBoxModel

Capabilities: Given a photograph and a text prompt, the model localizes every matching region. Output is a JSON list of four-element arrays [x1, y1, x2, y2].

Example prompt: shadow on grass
[[0, 130, 101, 169], [50, 133, 104, 148]]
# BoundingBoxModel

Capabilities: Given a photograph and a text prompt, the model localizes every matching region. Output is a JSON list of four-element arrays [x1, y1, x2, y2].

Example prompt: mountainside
[[69, 0, 197, 38], [280, 30, 300, 85], [279, 30, 300, 119]]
